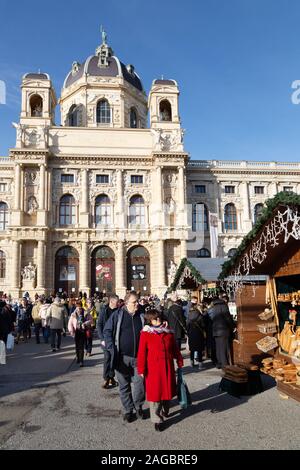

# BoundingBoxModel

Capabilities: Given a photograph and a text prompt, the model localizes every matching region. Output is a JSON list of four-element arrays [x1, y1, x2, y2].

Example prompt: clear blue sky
[[1, 0, 300, 161]]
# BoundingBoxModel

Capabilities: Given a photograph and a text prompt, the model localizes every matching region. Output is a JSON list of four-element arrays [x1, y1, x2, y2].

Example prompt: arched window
[[129, 195, 145, 226], [59, 195, 76, 226], [68, 105, 79, 127], [0, 202, 8, 231], [192, 203, 209, 232], [96, 99, 111, 124], [197, 248, 211, 258], [254, 203, 264, 223], [30, 94, 43, 117], [224, 203, 237, 231], [95, 194, 111, 226], [130, 108, 138, 128], [159, 100, 172, 121], [228, 248, 238, 258], [0, 250, 6, 278]]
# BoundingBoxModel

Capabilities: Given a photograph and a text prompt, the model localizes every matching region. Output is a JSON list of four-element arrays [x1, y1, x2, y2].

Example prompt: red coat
[[137, 328, 184, 402]]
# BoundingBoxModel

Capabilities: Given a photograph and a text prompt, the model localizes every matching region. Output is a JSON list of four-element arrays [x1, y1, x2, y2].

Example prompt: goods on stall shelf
[[256, 336, 278, 353], [258, 308, 274, 321], [257, 322, 277, 334], [261, 357, 300, 384], [278, 291, 300, 302]]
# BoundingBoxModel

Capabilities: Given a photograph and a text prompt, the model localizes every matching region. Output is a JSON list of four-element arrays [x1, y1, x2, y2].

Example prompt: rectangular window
[[195, 185, 206, 194], [283, 186, 293, 192], [61, 174, 74, 183], [131, 175, 143, 184], [254, 186, 264, 194], [225, 185, 235, 194], [96, 174, 109, 184], [0, 183, 7, 192]]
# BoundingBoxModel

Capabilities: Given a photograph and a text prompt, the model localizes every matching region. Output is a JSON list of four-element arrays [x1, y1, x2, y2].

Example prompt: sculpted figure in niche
[[27, 196, 38, 214], [167, 260, 177, 285], [21, 262, 36, 281]]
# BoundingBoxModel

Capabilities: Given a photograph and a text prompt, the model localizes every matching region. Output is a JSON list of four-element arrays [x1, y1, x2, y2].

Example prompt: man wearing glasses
[[103, 291, 145, 422]]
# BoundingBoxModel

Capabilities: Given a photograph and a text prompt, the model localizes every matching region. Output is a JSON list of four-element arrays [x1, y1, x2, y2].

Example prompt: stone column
[[157, 239, 166, 289], [180, 239, 187, 260], [11, 240, 21, 296], [80, 169, 89, 227], [241, 181, 252, 231], [36, 240, 46, 292], [80, 241, 90, 296], [115, 242, 126, 297], [178, 167, 185, 227], [116, 170, 125, 228], [39, 164, 46, 210], [14, 164, 21, 210]]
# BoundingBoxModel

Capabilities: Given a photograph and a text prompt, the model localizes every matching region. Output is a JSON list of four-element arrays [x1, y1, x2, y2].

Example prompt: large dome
[[63, 55, 144, 92]]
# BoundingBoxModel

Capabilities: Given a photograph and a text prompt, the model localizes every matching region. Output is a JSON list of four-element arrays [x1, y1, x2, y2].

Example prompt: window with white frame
[[95, 194, 111, 226], [0, 202, 8, 231], [61, 174, 74, 183], [254, 186, 264, 194], [0, 183, 7, 192], [96, 175, 109, 184], [131, 175, 143, 184], [129, 195, 145, 225]]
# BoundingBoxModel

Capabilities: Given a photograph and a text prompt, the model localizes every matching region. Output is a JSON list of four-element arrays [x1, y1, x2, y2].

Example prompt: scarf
[[143, 323, 172, 334]]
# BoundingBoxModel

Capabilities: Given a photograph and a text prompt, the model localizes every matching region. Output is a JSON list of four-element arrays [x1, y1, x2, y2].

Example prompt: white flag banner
[[209, 212, 219, 258]]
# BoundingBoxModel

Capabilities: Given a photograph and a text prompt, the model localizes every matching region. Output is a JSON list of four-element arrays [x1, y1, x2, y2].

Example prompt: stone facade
[[0, 34, 299, 298]]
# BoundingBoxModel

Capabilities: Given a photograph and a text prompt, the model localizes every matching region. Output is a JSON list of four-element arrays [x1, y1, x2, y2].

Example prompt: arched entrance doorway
[[91, 246, 115, 295], [55, 246, 79, 296], [127, 246, 150, 295]]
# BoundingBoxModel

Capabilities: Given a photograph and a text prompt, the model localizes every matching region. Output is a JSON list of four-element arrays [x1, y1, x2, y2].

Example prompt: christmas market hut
[[219, 192, 300, 401], [169, 258, 206, 301]]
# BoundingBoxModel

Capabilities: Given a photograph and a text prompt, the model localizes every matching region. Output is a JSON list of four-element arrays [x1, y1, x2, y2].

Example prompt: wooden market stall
[[169, 258, 206, 300], [220, 192, 300, 402]]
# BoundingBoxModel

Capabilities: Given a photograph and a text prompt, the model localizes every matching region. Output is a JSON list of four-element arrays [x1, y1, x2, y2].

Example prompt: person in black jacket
[[165, 295, 187, 351], [186, 298, 206, 369], [0, 300, 14, 345], [97, 294, 119, 389], [208, 297, 235, 368], [103, 292, 145, 423]]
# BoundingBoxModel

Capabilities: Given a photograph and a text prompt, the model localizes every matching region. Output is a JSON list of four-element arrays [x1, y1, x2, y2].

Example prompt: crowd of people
[[0, 289, 236, 431]]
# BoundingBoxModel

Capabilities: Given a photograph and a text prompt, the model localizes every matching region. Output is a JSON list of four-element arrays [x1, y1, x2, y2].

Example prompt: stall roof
[[169, 258, 206, 291], [220, 191, 300, 279], [188, 257, 226, 281]]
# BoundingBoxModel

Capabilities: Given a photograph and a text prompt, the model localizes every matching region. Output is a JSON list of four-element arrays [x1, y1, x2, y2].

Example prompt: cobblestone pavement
[[0, 333, 300, 450]]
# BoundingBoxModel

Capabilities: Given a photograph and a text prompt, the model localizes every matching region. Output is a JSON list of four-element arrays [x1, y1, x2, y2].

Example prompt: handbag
[[85, 328, 92, 339], [0, 340, 6, 365], [177, 368, 191, 409], [6, 333, 14, 351]]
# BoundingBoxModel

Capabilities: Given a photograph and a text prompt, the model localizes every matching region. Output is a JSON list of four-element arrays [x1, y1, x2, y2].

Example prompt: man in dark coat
[[103, 292, 145, 423], [97, 294, 119, 389], [165, 295, 187, 351], [208, 296, 235, 368], [0, 300, 14, 345]]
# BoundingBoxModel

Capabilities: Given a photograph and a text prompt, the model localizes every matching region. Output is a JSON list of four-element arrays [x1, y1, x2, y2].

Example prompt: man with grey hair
[[46, 297, 68, 352], [103, 292, 145, 422], [97, 294, 119, 389]]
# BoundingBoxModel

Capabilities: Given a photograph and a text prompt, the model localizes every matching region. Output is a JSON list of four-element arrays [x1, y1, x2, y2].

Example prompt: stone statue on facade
[[12, 122, 26, 148], [167, 260, 177, 286], [21, 262, 36, 281], [27, 196, 39, 214]]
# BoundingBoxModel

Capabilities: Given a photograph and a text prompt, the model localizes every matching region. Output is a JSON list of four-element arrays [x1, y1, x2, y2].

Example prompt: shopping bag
[[177, 368, 192, 409], [6, 333, 14, 351], [0, 340, 6, 365]]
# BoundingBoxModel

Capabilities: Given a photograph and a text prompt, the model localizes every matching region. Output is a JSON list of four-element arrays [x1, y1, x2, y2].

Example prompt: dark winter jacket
[[103, 307, 145, 369], [208, 300, 235, 337], [97, 304, 118, 341], [166, 303, 187, 340], [0, 301, 14, 341], [186, 307, 205, 351]]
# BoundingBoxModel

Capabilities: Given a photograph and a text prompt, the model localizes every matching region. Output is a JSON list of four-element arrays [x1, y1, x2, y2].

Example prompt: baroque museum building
[[0, 33, 299, 298]]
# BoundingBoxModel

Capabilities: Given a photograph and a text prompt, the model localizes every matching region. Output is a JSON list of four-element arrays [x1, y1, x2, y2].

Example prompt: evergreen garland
[[219, 191, 300, 279], [169, 257, 206, 292]]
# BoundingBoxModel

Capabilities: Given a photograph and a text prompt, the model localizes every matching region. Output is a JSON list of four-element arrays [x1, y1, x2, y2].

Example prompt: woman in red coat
[[137, 308, 183, 431]]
